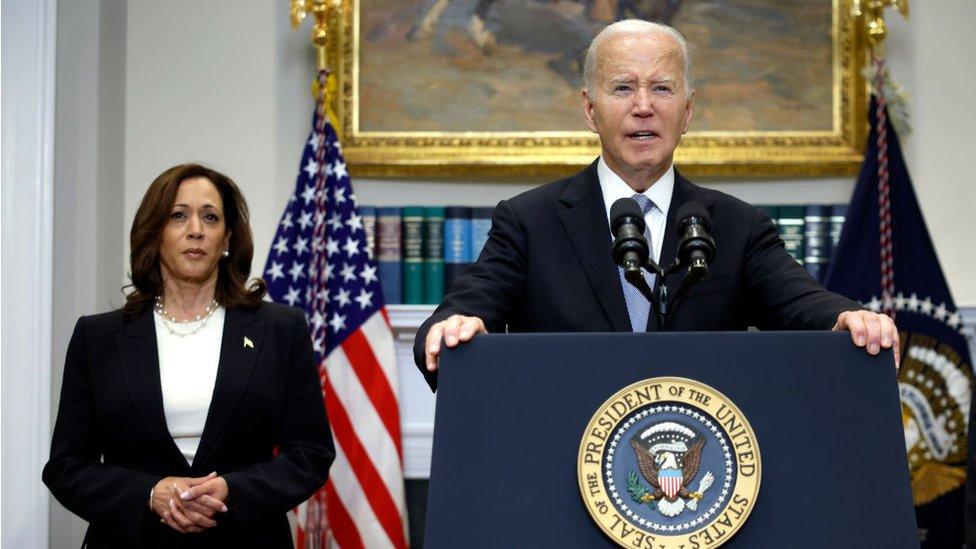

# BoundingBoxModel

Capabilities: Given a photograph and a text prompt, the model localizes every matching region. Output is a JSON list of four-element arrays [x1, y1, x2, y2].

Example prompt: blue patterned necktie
[[617, 194, 656, 332]]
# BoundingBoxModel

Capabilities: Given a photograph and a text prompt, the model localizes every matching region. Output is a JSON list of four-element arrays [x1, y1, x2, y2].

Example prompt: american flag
[[264, 74, 408, 548]]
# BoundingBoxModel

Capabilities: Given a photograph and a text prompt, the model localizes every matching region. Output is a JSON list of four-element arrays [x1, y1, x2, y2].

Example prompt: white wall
[[49, 0, 129, 545], [886, 1, 976, 307], [124, 0, 283, 274]]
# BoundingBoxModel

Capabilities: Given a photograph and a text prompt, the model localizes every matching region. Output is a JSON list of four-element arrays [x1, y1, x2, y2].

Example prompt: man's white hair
[[582, 19, 693, 97]]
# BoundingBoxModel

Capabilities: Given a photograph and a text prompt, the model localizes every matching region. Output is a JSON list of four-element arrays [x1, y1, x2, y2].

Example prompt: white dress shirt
[[154, 307, 225, 465], [597, 156, 674, 263]]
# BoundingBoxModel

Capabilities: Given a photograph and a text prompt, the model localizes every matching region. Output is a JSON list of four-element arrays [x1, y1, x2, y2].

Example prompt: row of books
[[759, 204, 848, 283], [361, 203, 849, 305], [361, 206, 494, 305]]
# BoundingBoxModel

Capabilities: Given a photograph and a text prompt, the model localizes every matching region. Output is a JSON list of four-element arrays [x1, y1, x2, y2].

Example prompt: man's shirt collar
[[597, 156, 674, 222]]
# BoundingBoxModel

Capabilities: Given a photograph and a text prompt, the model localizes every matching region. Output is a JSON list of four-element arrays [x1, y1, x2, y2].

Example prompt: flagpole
[[289, 5, 345, 548], [850, 0, 909, 318], [281, 3, 410, 548], [290, 0, 340, 70], [850, 0, 908, 55], [291, 0, 343, 125]]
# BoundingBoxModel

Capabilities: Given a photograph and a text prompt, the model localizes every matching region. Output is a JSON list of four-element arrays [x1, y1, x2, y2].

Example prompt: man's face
[[582, 32, 694, 189]]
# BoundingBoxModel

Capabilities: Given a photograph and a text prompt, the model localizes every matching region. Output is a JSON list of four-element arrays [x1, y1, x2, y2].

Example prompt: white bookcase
[[388, 305, 438, 479]]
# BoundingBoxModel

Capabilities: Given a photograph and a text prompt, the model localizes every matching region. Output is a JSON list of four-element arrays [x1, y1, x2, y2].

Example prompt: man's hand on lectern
[[425, 314, 487, 372], [832, 310, 900, 368]]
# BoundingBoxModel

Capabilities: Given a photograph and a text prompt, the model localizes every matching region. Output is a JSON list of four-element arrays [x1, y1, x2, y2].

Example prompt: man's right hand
[[424, 314, 487, 372]]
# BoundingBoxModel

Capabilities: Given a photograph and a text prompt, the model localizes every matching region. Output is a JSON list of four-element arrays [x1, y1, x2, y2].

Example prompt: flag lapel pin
[[243, 336, 254, 349]]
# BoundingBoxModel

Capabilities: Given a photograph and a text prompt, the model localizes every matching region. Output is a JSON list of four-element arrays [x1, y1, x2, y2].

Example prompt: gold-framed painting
[[327, 0, 866, 177]]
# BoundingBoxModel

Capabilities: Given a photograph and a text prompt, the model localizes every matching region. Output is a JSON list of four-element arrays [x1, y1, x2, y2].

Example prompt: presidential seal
[[578, 377, 760, 549]]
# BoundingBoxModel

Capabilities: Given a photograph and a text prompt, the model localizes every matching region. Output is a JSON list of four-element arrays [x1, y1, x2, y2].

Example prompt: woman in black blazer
[[44, 163, 335, 548]]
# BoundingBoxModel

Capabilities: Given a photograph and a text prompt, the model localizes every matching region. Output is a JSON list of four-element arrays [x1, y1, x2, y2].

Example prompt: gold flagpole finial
[[851, 0, 909, 55], [290, 0, 344, 135], [851, 0, 912, 136], [291, 0, 342, 72]]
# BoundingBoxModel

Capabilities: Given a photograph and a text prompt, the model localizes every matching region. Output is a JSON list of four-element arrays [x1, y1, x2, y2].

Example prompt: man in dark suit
[[414, 19, 898, 389]]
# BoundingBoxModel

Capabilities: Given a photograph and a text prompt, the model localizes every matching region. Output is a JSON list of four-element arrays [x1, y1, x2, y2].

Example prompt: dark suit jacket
[[414, 161, 861, 390], [43, 302, 335, 548]]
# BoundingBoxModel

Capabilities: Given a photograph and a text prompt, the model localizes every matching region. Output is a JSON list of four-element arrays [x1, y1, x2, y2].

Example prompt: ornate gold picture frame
[[328, 0, 865, 178]]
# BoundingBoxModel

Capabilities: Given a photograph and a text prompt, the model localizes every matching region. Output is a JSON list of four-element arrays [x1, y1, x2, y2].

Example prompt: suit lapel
[[193, 307, 266, 468], [657, 173, 686, 284], [116, 307, 186, 466], [650, 172, 716, 330], [558, 162, 632, 332]]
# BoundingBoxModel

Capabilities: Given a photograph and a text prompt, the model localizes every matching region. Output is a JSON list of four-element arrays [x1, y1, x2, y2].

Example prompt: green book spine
[[423, 206, 445, 304], [803, 204, 831, 282], [401, 206, 425, 304], [757, 204, 780, 226], [776, 205, 806, 264]]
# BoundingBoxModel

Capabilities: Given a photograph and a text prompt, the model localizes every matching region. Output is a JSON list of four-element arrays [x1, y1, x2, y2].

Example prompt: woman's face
[[159, 177, 231, 287]]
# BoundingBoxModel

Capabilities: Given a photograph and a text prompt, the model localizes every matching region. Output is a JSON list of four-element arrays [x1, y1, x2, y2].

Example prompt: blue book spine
[[376, 207, 402, 305], [804, 204, 831, 282], [470, 206, 494, 262], [443, 206, 472, 293]]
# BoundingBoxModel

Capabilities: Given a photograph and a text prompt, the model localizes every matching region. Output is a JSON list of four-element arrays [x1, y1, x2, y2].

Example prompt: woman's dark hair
[[123, 163, 266, 320]]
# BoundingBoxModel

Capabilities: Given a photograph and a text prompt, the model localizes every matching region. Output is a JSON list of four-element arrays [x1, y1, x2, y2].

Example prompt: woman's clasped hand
[[150, 472, 228, 533]]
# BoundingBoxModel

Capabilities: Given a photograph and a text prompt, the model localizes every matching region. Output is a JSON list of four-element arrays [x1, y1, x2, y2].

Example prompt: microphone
[[675, 201, 715, 283], [610, 198, 649, 279]]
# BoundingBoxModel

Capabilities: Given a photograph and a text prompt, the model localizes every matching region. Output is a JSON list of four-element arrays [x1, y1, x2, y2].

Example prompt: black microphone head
[[610, 197, 646, 234], [676, 201, 710, 231], [675, 200, 715, 272]]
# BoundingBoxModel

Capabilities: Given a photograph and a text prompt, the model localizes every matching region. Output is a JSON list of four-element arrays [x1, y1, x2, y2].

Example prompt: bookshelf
[[388, 304, 437, 478], [388, 305, 976, 480]]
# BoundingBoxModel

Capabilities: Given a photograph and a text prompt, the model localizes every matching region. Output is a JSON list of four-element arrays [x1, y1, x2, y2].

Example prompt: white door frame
[[2, 0, 57, 547]]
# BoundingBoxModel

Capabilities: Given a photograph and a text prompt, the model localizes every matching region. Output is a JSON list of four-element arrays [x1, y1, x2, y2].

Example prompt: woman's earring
[[222, 250, 230, 258]]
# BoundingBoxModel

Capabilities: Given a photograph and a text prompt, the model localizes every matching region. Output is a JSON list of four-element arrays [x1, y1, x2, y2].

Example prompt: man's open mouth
[[628, 131, 659, 140]]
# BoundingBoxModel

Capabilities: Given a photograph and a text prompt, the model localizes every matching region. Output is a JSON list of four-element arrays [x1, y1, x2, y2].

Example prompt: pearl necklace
[[154, 296, 219, 337]]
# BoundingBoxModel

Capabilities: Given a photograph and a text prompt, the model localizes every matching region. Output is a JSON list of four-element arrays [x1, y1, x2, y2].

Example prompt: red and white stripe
[[660, 475, 683, 500], [302, 312, 407, 548]]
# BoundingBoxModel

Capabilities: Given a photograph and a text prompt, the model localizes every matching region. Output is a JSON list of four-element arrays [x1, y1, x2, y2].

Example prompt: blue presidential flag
[[825, 96, 973, 548]]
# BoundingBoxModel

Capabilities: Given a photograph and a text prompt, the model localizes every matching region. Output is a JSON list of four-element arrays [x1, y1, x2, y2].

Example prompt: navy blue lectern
[[424, 332, 917, 548]]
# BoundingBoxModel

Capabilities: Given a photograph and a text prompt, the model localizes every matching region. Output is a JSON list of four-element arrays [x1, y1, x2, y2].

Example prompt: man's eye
[[615, 85, 632, 92]]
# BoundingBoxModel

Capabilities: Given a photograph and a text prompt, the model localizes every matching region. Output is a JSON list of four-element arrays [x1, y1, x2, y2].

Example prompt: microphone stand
[[623, 257, 688, 331], [617, 206, 714, 331]]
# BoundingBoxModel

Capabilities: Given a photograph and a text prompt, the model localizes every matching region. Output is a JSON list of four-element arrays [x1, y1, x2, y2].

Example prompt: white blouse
[[153, 307, 225, 465]]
